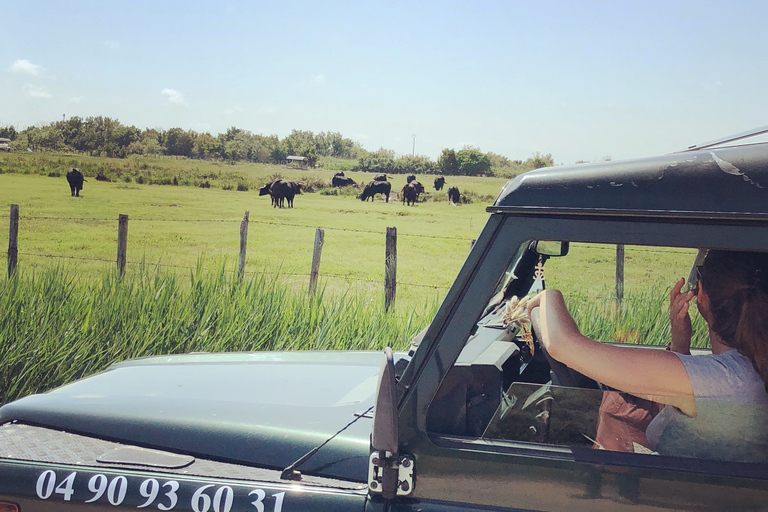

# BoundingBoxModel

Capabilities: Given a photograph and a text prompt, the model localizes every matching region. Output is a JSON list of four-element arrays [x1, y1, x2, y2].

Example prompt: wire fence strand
[[7, 215, 473, 241]]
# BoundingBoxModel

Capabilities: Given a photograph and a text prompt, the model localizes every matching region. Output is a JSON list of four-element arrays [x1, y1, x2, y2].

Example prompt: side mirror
[[533, 240, 569, 257]]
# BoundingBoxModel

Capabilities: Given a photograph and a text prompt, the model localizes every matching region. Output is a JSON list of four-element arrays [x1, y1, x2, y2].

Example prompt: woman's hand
[[669, 278, 694, 354], [526, 289, 580, 360]]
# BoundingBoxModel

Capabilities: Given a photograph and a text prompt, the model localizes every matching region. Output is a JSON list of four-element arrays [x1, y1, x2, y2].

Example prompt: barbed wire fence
[[5, 205, 477, 310]]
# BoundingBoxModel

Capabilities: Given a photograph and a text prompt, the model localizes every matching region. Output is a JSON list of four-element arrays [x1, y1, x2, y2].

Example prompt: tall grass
[[567, 288, 710, 348], [0, 261, 708, 406], [0, 263, 435, 405]]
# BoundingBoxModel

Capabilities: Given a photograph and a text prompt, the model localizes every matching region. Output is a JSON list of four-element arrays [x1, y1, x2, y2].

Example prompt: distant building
[[286, 155, 308, 169], [0, 138, 10, 152]]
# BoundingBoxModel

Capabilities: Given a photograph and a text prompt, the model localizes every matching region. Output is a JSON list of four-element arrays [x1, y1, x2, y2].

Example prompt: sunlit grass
[[0, 263, 437, 404]]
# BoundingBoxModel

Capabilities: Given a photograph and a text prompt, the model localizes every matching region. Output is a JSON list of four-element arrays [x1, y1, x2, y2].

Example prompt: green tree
[[164, 128, 194, 157], [437, 148, 459, 175], [525, 152, 554, 169], [456, 148, 491, 176], [0, 125, 17, 140]]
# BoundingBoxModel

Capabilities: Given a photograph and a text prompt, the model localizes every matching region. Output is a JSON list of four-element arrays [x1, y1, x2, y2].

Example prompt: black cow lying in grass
[[360, 180, 391, 202], [373, 173, 387, 182], [448, 186, 461, 205], [402, 181, 425, 206], [66, 168, 86, 197], [332, 175, 357, 187], [434, 176, 445, 191], [406, 174, 416, 183]]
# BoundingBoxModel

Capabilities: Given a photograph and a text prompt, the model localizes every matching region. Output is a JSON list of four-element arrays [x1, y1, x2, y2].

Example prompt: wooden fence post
[[117, 214, 128, 277], [308, 228, 324, 295], [238, 211, 249, 281], [385, 227, 397, 311], [615, 243, 625, 307], [7, 204, 18, 278]]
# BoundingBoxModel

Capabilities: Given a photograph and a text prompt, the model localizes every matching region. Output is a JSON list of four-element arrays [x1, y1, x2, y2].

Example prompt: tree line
[[0, 117, 554, 177]]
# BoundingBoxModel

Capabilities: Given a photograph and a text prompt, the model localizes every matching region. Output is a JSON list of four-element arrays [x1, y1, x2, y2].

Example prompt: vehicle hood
[[0, 351, 398, 482]]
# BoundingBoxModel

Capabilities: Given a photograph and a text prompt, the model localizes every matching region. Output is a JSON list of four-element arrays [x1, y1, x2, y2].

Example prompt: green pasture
[[0, 153, 714, 404], [0, 152, 702, 321], [0, 156, 504, 313]]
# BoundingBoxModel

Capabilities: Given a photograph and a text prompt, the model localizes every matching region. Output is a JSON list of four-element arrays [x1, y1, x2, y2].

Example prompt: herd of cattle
[[64, 167, 462, 208], [259, 172, 461, 208], [338, 172, 460, 206]]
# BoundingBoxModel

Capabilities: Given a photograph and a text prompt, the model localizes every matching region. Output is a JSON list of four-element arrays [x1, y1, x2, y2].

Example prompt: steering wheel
[[529, 307, 600, 389]]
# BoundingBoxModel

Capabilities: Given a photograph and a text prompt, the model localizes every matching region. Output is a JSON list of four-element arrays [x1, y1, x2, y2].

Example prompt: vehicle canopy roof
[[490, 143, 768, 220]]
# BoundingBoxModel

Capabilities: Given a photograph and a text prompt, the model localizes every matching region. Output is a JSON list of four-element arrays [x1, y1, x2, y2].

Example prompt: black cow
[[373, 174, 387, 182], [402, 180, 425, 206], [334, 171, 345, 177], [269, 180, 292, 208], [360, 180, 392, 202], [259, 180, 279, 206], [66, 168, 85, 197], [285, 181, 301, 208], [434, 176, 445, 191], [259, 179, 298, 208], [332, 175, 357, 187], [448, 186, 461, 205], [406, 174, 416, 183]]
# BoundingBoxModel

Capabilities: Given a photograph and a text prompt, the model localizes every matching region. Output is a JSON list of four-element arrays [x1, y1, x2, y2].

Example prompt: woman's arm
[[529, 289, 697, 416]]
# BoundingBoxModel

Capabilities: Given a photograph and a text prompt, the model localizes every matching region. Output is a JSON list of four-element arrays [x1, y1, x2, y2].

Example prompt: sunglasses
[[685, 249, 709, 294], [687, 267, 702, 294]]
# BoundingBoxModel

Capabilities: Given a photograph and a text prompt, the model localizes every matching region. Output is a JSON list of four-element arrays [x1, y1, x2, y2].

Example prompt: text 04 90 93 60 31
[[34, 470, 286, 512]]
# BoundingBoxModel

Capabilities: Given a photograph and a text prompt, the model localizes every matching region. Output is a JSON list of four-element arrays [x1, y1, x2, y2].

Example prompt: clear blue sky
[[3, 0, 768, 164]]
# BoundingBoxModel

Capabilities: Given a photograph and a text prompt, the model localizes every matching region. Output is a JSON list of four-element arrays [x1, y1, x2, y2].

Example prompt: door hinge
[[368, 453, 414, 497]]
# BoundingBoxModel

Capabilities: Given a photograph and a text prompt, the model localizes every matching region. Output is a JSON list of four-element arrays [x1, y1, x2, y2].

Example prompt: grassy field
[[0, 153, 704, 324], [0, 264, 435, 404], [0, 152, 508, 312], [0, 152, 712, 404]]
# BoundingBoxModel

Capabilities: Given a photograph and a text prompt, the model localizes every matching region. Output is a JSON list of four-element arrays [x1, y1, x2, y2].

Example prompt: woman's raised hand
[[669, 278, 694, 354]]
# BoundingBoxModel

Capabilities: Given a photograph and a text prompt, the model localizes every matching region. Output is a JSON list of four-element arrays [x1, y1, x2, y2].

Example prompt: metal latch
[[368, 453, 414, 497]]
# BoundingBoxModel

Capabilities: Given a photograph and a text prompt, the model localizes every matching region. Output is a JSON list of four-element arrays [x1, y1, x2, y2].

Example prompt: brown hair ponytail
[[699, 250, 768, 391]]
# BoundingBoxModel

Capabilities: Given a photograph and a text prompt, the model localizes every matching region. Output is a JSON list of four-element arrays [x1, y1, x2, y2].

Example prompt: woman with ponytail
[[528, 250, 768, 461]]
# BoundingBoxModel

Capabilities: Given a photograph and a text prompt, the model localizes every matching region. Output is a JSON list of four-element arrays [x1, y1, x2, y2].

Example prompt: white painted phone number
[[35, 470, 286, 511]]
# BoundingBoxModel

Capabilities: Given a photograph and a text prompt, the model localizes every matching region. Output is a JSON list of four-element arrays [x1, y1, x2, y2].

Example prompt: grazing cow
[[434, 176, 445, 191], [406, 174, 416, 183], [373, 173, 387, 182], [448, 186, 461, 205], [66, 168, 85, 197], [360, 180, 392, 202], [402, 180, 425, 206], [332, 175, 357, 187]]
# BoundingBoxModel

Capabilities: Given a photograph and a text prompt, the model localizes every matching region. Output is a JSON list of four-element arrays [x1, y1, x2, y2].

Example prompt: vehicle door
[[390, 214, 768, 512]]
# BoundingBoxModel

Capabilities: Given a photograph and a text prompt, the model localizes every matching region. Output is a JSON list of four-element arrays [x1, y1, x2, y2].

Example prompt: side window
[[428, 243, 768, 465]]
